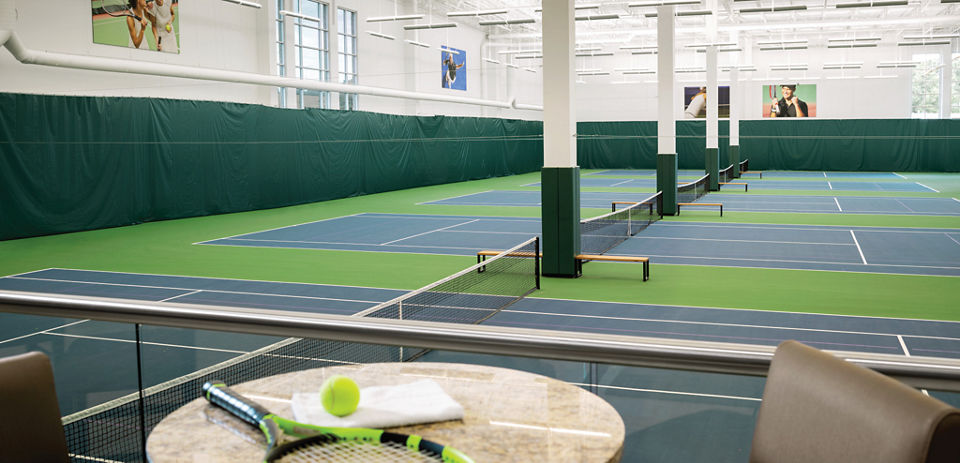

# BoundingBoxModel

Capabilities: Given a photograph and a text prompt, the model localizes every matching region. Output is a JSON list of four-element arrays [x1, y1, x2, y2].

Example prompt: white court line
[[834, 197, 843, 212], [30, 268, 403, 292], [827, 181, 834, 190], [379, 219, 479, 245], [898, 335, 911, 356], [68, 454, 125, 463], [43, 332, 252, 355], [656, 222, 960, 234], [916, 182, 940, 193], [158, 290, 201, 303], [898, 336, 931, 395], [953, 198, 960, 204], [945, 233, 960, 248], [193, 213, 366, 245], [629, 235, 856, 246], [893, 172, 908, 179], [610, 179, 634, 187], [8, 276, 383, 305], [895, 199, 917, 213], [849, 230, 868, 265], [823, 172, 828, 178], [415, 190, 493, 205], [574, 383, 762, 402], [204, 238, 495, 252], [505, 309, 960, 341], [0, 320, 89, 345], [627, 253, 958, 271], [526, 294, 960, 325]]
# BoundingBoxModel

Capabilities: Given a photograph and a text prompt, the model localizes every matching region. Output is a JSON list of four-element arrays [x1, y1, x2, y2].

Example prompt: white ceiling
[[397, 0, 959, 61]]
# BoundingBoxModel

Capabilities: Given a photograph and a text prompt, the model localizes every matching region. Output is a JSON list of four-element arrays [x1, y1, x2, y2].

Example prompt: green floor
[[2, 170, 959, 321]]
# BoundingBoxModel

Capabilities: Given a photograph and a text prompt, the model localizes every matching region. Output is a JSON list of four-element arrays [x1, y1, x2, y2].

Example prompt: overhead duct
[[0, 32, 541, 111]]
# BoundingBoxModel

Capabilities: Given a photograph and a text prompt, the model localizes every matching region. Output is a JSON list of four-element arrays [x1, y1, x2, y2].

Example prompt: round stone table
[[147, 362, 624, 463]]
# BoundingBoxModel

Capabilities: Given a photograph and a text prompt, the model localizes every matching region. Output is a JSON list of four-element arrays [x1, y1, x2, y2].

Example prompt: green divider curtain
[[0, 93, 543, 240]]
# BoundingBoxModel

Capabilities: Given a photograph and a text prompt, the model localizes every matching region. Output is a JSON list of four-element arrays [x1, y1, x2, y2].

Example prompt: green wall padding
[[739, 119, 960, 172], [577, 119, 960, 173], [577, 121, 730, 170], [0, 93, 543, 240]]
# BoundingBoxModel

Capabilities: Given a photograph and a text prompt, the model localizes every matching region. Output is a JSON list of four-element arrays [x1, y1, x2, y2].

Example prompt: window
[[338, 8, 358, 110], [275, 0, 286, 108], [293, 0, 330, 109], [911, 53, 940, 118]]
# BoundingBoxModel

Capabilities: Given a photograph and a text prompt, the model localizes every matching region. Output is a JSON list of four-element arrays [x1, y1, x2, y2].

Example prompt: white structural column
[[656, 6, 676, 158], [706, 46, 718, 150], [656, 5, 679, 215], [941, 43, 953, 119], [729, 67, 741, 177], [542, 0, 577, 168], [539, 0, 580, 277], [705, 45, 720, 190]]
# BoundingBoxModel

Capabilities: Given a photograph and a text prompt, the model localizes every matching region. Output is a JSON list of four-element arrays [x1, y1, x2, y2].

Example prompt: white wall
[[0, 0, 273, 104], [0, 0, 927, 121], [575, 44, 916, 121]]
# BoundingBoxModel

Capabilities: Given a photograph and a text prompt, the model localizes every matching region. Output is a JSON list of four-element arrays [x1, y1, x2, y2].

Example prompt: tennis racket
[[202, 380, 474, 463], [98, 0, 143, 22]]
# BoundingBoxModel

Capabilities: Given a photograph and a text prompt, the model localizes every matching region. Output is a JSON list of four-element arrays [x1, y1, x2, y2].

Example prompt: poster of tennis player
[[92, 0, 180, 53], [441, 46, 467, 91], [762, 84, 817, 117], [683, 86, 730, 118]]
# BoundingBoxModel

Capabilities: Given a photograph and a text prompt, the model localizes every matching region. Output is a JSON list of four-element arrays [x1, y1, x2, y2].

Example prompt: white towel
[[291, 379, 464, 428]]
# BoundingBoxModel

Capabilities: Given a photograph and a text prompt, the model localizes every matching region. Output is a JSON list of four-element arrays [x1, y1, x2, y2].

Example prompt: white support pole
[[730, 68, 740, 147], [706, 45, 718, 150], [542, 0, 577, 168], [941, 43, 953, 119], [657, 5, 676, 157]]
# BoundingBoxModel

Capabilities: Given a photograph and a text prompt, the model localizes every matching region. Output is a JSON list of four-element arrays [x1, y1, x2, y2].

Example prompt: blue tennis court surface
[[526, 177, 936, 192], [591, 170, 906, 179], [198, 213, 960, 276], [424, 190, 960, 215], [2, 268, 959, 417]]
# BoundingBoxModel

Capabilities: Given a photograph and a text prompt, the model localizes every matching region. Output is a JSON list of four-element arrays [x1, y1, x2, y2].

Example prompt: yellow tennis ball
[[165, 23, 172, 32], [320, 375, 360, 417]]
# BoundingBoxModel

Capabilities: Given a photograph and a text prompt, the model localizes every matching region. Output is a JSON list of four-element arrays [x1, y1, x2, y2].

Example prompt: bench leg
[[720, 205, 723, 217], [643, 261, 649, 281]]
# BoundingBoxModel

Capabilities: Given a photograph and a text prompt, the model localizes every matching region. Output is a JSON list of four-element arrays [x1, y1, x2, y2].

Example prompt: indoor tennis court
[[2, 1, 960, 462]]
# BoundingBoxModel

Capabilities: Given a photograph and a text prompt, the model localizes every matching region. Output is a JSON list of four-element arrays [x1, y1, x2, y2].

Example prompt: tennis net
[[678, 174, 710, 204], [739, 159, 749, 174], [719, 163, 735, 183], [581, 192, 662, 255], [355, 237, 540, 326], [63, 238, 541, 462]]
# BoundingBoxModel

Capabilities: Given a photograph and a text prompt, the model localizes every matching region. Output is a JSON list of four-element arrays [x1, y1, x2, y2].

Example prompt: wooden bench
[[741, 171, 763, 178], [719, 182, 748, 192], [477, 251, 650, 281], [677, 202, 723, 216], [576, 254, 650, 281]]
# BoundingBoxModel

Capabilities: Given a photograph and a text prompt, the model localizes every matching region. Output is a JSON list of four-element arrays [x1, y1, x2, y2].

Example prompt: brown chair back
[[750, 340, 960, 463], [0, 351, 70, 463]]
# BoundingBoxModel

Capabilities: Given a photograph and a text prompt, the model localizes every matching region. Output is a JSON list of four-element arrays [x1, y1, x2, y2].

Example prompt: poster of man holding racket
[[441, 46, 467, 91], [91, 0, 180, 53], [763, 84, 816, 117]]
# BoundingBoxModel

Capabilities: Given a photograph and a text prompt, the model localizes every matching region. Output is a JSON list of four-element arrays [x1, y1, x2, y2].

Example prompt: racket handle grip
[[202, 380, 270, 427]]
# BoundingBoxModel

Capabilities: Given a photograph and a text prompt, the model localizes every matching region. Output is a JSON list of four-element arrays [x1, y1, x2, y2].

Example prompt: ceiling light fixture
[[367, 14, 424, 22]]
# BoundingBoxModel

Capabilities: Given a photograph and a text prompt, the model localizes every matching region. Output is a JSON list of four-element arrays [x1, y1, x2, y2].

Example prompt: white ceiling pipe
[[1, 32, 541, 111]]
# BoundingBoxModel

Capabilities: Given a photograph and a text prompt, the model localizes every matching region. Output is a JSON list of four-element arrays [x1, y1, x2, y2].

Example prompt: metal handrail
[[2, 289, 960, 392]]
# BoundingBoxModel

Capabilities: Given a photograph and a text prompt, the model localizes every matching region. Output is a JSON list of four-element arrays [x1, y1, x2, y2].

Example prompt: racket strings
[[272, 440, 444, 463]]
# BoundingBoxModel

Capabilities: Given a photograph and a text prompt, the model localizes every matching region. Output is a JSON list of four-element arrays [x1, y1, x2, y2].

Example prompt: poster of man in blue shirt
[[441, 46, 467, 91]]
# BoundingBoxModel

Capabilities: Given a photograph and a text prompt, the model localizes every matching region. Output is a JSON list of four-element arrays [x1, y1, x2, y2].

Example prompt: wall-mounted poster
[[92, 0, 180, 53], [441, 46, 467, 91], [762, 84, 817, 117], [683, 86, 730, 118]]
